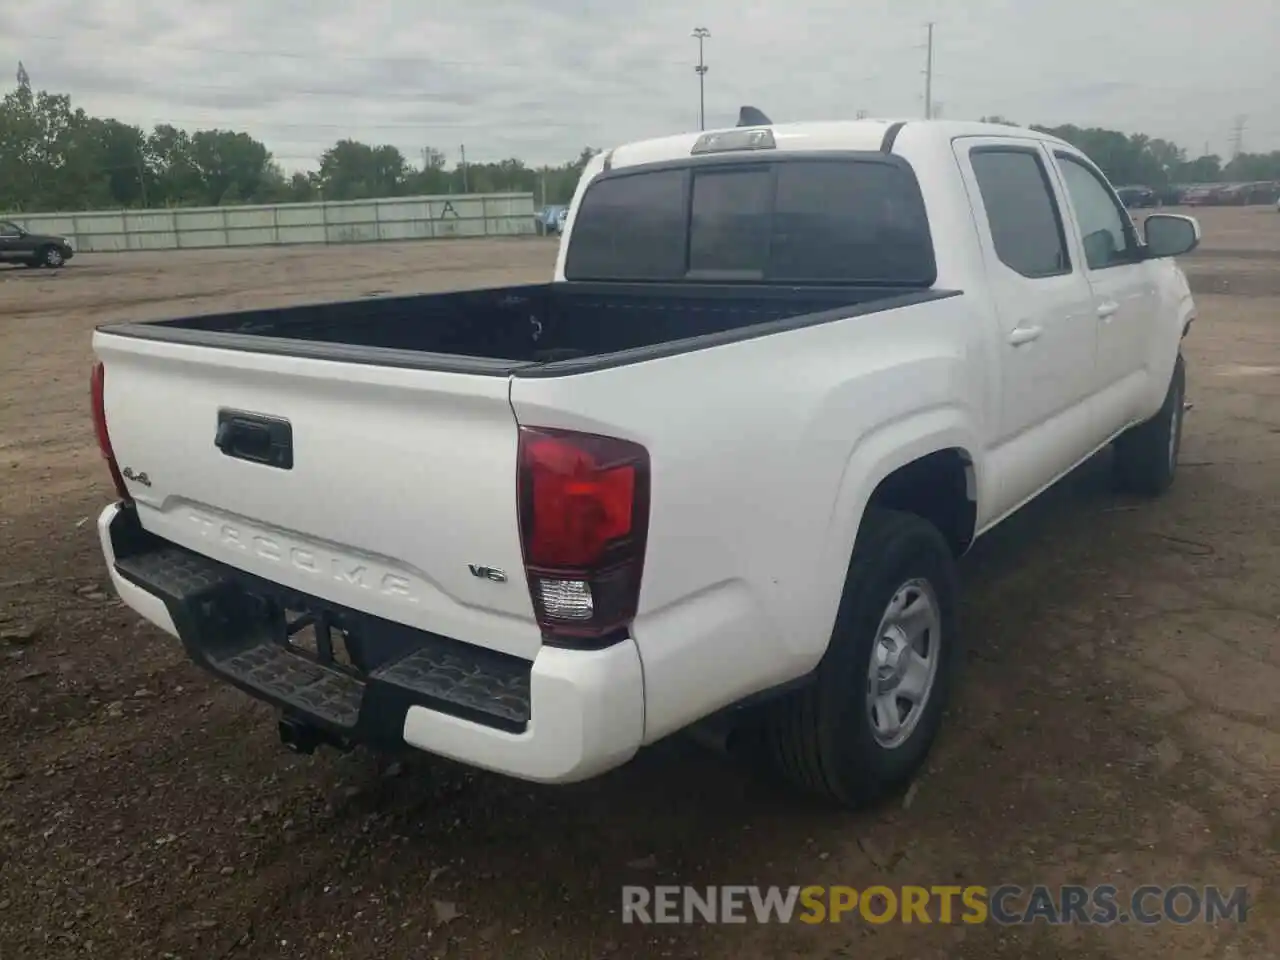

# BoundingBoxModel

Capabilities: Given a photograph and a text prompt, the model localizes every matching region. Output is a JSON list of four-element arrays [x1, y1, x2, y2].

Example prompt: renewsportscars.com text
[[621, 884, 1249, 926]]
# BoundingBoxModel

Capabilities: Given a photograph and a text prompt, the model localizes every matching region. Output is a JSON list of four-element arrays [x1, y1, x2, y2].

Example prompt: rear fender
[[809, 407, 981, 660]]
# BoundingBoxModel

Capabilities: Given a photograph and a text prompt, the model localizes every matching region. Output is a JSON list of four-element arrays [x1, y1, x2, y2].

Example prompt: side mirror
[[1143, 214, 1200, 259]]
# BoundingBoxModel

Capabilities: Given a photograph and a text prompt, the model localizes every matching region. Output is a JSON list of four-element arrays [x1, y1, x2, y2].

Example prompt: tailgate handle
[[215, 409, 294, 470]]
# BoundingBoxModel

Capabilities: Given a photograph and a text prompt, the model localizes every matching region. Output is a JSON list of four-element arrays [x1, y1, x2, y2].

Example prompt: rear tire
[[1114, 354, 1185, 497], [762, 508, 960, 808]]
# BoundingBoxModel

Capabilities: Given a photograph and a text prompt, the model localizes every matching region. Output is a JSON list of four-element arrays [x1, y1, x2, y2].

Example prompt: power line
[[121, 116, 582, 132], [6, 30, 498, 64], [39, 77, 556, 104], [6, 29, 695, 66]]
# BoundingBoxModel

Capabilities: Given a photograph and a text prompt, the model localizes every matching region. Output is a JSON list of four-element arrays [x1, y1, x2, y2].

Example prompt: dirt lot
[[1, 211, 1277, 959]]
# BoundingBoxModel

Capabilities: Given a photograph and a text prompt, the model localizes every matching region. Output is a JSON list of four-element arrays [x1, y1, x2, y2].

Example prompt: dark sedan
[[0, 220, 75, 268], [1115, 186, 1159, 209]]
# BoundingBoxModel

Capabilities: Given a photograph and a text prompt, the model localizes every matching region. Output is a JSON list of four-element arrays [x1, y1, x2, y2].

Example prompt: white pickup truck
[[92, 117, 1199, 807]]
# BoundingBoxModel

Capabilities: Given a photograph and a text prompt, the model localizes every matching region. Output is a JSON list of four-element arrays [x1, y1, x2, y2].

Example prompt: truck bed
[[98, 281, 952, 375]]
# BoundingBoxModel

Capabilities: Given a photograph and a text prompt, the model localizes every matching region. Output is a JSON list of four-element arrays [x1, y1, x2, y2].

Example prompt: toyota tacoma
[[91, 116, 1200, 807]]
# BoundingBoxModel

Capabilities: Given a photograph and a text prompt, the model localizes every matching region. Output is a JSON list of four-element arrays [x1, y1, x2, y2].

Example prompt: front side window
[[1055, 154, 1137, 270], [0, 222, 21, 238]]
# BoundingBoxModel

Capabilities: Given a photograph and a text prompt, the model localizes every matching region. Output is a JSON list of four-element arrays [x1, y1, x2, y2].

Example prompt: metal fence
[[9, 193, 537, 253]]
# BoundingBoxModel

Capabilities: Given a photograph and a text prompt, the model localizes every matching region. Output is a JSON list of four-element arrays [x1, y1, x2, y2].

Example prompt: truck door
[[0, 221, 23, 262], [952, 137, 1100, 513], [1048, 149, 1160, 439]]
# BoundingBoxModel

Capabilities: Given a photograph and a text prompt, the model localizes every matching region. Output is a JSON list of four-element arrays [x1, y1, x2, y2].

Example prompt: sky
[[1, 0, 1276, 173]]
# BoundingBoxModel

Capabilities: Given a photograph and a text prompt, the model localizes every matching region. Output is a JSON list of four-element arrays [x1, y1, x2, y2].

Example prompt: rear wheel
[[1114, 354, 1185, 496], [762, 508, 960, 808]]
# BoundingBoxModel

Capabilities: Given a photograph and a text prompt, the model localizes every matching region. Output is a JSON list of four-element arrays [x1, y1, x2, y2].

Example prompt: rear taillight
[[517, 426, 650, 646], [90, 361, 131, 503]]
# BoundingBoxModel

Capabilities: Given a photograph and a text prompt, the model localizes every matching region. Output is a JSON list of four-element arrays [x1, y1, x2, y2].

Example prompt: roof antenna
[[737, 105, 772, 127]]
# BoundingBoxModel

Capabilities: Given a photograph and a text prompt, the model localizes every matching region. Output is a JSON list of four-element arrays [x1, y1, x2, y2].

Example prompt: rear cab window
[[563, 155, 937, 286]]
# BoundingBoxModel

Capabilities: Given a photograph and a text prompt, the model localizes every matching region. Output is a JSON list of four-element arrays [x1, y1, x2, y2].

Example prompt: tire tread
[[764, 507, 957, 806]]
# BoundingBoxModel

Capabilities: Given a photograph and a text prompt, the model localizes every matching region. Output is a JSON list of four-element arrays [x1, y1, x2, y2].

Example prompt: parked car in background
[[1116, 185, 1159, 208], [1236, 182, 1280, 206], [533, 205, 569, 236], [1180, 184, 1223, 207], [0, 220, 75, 268]]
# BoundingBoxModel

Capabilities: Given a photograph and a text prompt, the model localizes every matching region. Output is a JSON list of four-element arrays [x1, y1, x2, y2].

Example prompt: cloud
[[1, 0, 1275, 171]]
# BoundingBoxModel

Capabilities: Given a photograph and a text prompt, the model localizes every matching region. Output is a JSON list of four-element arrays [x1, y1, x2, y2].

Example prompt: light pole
[[922, 22, 935, 119], [692, 27, 710, 130]]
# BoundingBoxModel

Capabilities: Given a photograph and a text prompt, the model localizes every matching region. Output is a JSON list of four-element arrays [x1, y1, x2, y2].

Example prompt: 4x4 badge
[[121, 466, 152, 487]]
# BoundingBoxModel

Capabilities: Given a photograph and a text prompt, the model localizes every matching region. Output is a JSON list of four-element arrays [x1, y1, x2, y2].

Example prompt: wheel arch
[[824, 408, 982, 563], [811, 410, 981, 662], [865, 448, 978, 556]]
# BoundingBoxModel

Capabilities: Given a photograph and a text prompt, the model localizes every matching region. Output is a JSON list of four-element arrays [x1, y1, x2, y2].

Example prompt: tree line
[[0, 75, 599, 213], [3, 74, 1278, 215], [978, 116, 1277, 187]]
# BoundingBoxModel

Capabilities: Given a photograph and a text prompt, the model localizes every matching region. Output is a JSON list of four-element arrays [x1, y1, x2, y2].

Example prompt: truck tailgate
[[94, 333, 541, 661]]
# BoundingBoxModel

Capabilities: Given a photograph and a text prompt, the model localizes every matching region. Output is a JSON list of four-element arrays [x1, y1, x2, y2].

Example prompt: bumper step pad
[[112, 521, 531, 742], [221, 641, 364, 728]]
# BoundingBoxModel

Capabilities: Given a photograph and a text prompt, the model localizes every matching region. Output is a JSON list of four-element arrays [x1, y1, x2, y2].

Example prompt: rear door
[[95, 333, 542, 661], [0, 221, 23, 261], [953, 137, 1099, 509], [1048, 149, 1159, 438]]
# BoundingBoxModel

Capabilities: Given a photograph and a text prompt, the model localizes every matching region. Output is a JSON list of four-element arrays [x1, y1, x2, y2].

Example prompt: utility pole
[[692, 27, 710, 131], [923, 22, 935, 119], [136, 147, 149, 208], [460, 144, 469, 193], [1229, 115, 1246, 159]]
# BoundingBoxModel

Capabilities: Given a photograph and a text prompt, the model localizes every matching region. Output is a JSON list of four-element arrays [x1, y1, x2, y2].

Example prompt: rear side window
[[564, 157, 936, 285], [970, 149, 1070, 278]]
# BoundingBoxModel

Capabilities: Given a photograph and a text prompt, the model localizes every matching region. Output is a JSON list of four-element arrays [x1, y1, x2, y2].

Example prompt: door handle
[[1097, 301, 1120, 320], [1008, 324, 1043, 346]]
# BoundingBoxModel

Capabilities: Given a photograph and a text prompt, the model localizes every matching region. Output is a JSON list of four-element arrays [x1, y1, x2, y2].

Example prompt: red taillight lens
[[517, 426, 649, 645], [90, 361, 131, 503]]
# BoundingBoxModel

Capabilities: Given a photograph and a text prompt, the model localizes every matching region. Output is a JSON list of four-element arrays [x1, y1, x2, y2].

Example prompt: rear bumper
[[98, 502, 644, 783]]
